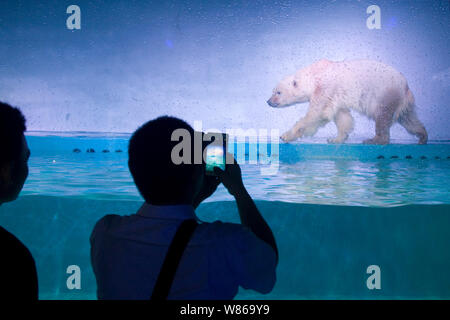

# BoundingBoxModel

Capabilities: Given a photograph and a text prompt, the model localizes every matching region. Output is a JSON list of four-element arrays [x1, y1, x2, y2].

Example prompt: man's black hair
[[0, 102, 26, 165], [128, 116, 201, 205]]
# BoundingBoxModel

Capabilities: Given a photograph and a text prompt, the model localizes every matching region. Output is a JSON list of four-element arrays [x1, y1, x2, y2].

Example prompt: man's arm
[[192, 175, 220, 209], [214, 161, 278, 263], [234, 187, 279, 262]]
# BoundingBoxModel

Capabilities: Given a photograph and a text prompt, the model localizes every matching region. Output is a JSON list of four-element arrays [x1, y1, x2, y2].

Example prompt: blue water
[[1, 133, 450, 299], [22, 134, 450, 206]]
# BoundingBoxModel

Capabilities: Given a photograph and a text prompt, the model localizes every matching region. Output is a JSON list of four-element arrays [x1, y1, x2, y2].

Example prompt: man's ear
[[0, 162, 13, 186]]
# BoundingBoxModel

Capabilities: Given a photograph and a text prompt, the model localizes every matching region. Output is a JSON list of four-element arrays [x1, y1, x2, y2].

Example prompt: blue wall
[[0, 0, 449, 140]]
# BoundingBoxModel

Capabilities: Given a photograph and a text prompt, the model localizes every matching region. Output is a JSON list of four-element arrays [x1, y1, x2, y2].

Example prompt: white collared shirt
[[90, 203, 277, 300]]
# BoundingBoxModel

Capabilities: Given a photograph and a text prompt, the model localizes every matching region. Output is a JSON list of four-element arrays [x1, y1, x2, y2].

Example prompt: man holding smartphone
[[90, 116, 278, 300]]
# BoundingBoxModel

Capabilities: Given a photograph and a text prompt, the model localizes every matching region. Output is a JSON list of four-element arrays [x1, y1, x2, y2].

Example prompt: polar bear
[[267, 59, 428, 144]]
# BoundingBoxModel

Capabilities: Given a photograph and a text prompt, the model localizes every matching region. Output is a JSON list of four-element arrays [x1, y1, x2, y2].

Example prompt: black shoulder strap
[[151, 219, 198, 300]]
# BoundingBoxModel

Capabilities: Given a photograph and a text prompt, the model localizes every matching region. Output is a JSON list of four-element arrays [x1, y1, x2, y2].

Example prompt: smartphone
[[204, 133, 228, 176]]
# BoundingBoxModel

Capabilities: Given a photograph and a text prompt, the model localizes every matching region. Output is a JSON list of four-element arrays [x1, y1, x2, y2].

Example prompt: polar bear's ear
[[292, 80, 298, 88]]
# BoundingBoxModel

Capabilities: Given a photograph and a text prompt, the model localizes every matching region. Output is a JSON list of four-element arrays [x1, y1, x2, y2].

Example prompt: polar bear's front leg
[[281, 107, 329, 143], [280, 127, 304, 142], [328, 108, 354, 144]]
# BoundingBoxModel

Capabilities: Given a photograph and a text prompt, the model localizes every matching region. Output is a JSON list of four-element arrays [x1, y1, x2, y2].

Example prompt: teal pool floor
[[1, 196, 449, 299]]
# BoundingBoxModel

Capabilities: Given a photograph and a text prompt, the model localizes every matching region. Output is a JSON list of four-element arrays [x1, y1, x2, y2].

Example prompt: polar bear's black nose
[[267, 100, 276, 107]]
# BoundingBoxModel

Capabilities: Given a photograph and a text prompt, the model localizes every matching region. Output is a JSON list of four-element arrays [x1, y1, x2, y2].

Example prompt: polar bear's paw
[[363, 136, 389, 145], [327, 137, 345, 144], [280, 130, 297, 143]]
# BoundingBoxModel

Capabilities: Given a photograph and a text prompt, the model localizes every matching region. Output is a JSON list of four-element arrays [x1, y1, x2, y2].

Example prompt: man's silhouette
[[0, 102, 37, 300], [90, 116, 278, 299]]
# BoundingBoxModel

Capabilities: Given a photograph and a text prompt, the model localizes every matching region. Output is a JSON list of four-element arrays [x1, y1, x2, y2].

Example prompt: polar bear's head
[[267, 72, 314, 108], [267, 59, 332, 108]]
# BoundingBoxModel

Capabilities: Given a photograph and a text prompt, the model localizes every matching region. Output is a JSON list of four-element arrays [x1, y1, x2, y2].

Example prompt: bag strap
[[151, 219, 198, 300]]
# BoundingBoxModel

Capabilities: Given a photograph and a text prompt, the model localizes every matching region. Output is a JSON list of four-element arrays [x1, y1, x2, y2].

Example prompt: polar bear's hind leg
[[398, 108, 428, 144], [363, 89, 401, 145]]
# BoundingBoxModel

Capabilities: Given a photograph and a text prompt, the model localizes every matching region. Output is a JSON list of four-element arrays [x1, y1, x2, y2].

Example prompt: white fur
[[267, 59, 427, 144]]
